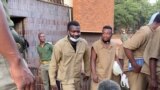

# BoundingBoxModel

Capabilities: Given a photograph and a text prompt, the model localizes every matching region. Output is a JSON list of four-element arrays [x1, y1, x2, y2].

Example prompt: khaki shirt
[[142, 29, 160, 75], [49, 36, 90, 86], [92, 39, 117, 80], [123, 26, 152, 71]]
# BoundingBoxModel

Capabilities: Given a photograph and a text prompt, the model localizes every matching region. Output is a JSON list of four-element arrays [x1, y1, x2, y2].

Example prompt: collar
[[99, 39, 113, 49]]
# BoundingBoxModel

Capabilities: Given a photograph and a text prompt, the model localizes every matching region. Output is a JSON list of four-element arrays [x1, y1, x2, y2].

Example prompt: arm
[[123, 47, 141, 73], [90, 47, 99, 83], [83, 44, 90, 80], [0, 1, 34, 90], [49, 44, 61, 89], [149, 58, 158, 90]]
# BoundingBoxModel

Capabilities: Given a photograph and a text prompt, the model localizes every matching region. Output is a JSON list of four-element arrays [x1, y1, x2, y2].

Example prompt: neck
[[40, 42, 45, 46], [149, 23, 157, 31], [102, 39, 110, 44]]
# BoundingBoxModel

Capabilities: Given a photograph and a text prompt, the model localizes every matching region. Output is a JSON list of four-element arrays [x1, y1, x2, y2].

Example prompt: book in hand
[[128, 58, 144, 71]]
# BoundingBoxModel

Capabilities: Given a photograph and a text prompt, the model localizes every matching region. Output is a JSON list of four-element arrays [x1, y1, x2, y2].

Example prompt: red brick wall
[[73, 0, 114, 33]]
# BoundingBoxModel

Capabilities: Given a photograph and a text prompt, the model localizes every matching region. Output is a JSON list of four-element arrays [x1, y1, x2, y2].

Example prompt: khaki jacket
[[49, 36, 90, 86]]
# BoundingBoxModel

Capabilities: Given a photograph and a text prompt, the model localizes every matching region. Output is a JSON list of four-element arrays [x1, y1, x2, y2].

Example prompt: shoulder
[[54, 37, 66, 47], [79, 38, 88, 45], [136, 26, 151, 35], [92, 39, 101, 46]]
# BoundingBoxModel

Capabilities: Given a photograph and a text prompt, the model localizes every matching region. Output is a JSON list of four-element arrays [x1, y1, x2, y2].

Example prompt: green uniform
[[37, 43, 53, 61], [37, 43, 53, 90]]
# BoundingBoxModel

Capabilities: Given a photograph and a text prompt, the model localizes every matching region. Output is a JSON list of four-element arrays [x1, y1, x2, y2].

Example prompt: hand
[[92, 74, 98, 83], [81, 73, 89, 81], [149, 79, 158, 90], [133, 64, 141, 73], [9, 59, 35, 90], [51, 85, 58, 90]]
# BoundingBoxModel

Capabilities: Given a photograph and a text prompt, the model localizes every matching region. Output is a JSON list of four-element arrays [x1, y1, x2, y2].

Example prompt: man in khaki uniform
[[123, 13, 160, 90], [90, 26, 121, 90], [49, 21, 90, 90], [141, 13, 160, 90]]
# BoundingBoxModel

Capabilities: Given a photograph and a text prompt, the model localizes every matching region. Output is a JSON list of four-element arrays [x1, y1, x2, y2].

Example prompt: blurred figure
[[120, 28, 128, 42], [0, 1, 35, 90], [141, 12, 160, 90], [98, 80, 121, 90], [123, 13, 160, 90]]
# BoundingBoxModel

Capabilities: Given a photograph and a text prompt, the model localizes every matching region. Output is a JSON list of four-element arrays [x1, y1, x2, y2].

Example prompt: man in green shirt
[[37, 32, 53, 90]]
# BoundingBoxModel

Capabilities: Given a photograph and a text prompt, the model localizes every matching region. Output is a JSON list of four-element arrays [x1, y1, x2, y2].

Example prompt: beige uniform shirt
[[142, 29, 160, 75], [49, 36, 90, 86], [92, 39, 117, 79], [123, 26, 152, 71]]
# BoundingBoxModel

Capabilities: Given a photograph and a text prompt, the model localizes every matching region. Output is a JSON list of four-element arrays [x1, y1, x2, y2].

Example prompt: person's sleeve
[[49, 44, 53, 52], [149, 33, 160, 59], [49, 43, 61, 86], [36, 47, 40, 55], [123, 29, 147, 50], [83, 42, 90, 76], [117, 45, 125, 59]]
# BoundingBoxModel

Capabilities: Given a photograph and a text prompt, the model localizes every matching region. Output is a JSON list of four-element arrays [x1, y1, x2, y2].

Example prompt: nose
[[74, 31, 80, 35]]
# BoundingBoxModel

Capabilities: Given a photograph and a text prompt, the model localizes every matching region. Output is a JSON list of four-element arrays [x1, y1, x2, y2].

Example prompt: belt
[[41, 61, 50, 64]]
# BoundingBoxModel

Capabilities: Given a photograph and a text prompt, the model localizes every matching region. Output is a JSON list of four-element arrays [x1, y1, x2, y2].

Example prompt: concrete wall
[[8, 0, 70, 67]]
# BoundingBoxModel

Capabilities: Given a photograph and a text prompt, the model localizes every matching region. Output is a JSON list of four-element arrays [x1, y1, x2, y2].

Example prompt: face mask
[[69, 36, 80, 42], [68, 32, 80, 42]]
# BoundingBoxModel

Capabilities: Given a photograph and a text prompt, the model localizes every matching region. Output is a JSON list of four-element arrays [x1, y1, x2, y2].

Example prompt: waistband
[[41, 61, 50, 64]]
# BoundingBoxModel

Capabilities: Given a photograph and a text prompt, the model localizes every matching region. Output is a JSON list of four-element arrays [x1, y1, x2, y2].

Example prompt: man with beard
[[49, 21, 90, 90], [90, 26, 121, 90]]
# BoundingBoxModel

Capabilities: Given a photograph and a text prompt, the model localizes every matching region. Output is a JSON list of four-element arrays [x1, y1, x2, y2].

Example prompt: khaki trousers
[[61, 81, 81, 90], [0, 56, 17, 90], [40, 64, 50, 90], [126, 71, 147, 90]]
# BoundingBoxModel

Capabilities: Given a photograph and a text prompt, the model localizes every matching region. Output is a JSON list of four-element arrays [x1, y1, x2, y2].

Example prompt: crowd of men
[[0, 0, 160, 90]]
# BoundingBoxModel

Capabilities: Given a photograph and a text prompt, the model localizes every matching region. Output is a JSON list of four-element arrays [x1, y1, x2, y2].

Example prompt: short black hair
[[154, 13, 160, 23], [67, 21, 80, 30], [98, 80, 121, 90], [102, 25, 112, 32]]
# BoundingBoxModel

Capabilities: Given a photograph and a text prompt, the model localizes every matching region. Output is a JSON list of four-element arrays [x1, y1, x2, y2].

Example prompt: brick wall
[[8, 0, 70, 67], [73, 0, 114, 33]]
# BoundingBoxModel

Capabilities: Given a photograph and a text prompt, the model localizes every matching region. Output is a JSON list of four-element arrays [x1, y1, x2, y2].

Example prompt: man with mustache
[[49, 21, 90, 90]]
